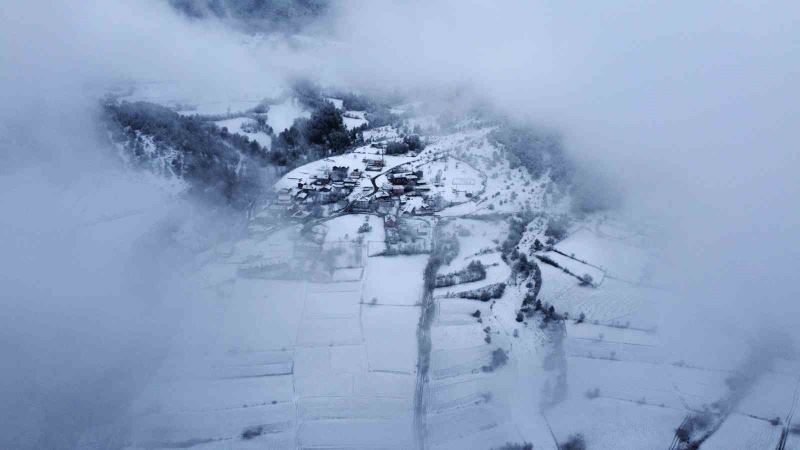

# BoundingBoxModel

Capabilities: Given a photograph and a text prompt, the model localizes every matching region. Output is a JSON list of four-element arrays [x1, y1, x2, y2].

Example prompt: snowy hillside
[[86, 96, 800, 450]]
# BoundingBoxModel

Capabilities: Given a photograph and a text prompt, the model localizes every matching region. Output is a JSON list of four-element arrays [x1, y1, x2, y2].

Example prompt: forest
[[104, 101, 266, 208]]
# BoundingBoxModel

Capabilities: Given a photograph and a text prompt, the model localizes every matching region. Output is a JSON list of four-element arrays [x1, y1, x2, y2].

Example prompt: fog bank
[[1, 1, 799, 448], [325, 0, 800, 360]]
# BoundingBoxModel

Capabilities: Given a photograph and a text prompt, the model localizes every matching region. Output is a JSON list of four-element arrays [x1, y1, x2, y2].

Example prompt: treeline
[[269, 82, 405, 167], [104, 101, 266, 208], [489, 122, 621, 214], [435, 260, 486, 288], [294, 79, 402, 128], [385, 134, 424, 155], [330, 87, 403, 128], [268, 102, 357, 167], [168, 0, 329, 34]]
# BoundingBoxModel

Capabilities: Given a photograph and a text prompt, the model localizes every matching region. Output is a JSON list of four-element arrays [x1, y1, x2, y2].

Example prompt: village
[[273, 155, 437, 216], [255, 140, 485, 253]]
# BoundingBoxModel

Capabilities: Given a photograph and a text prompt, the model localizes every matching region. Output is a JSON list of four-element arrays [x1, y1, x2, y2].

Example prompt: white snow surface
[[85, 112, 798, 450]]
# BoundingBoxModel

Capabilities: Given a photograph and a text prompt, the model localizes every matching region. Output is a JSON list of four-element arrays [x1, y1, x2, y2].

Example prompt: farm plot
[[322, 213, 386, 259], [290, 252, 423, 448], [537, 264, 657, 324], [434, 218, 510, 298], [125, 229, 428, 449], [363, 304, 420, 374], [434, 130, 550, 216], [362, 254, 427, 306], [216, 279, 307, 352], [547, 395, 685, 450], [343, 110, 369, 129], [700, 414, 784, 449], [414, 157, 484, 205], [543, 318, 742, 450], [426, 405, 519, 449], [554, 223, 654, 284]]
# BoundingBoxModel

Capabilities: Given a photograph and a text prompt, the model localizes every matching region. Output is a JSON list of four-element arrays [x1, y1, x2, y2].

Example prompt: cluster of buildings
[[381, 167, 437, 214], [269, 157, 441, 221], [271, 164, 368, 219]]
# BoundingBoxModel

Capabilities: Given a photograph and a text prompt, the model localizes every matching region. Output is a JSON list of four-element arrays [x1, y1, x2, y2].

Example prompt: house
[[391, 185, 405, 196], [291, 209, 311, 219], [331, 166, 349, 182], [415, 203, 435, 215], [277, 193, 293, 205], [384, 214, 397, 228], [352, 198, 371, 211], [389, 173, 408, 185], [351, 168, 363, 178], [365, 159, 384, 171], [315, 186, 332, 203]]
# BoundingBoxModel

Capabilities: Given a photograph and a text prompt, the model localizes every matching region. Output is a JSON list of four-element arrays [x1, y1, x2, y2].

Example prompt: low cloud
[[1, 1, 799, 447]]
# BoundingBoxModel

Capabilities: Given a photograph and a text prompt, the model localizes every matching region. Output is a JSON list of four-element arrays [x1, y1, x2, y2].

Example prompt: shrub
[[560, 434, 586, 450], [457, 283, 506, 301], [241, 426, 264, 440], [435, 260, 486, 287], [675, 413, 713, 444], [491, 443, 532, 450], [482, 348, 509, 372], [544, 216, 569, 241], [104, 101, 264, 208]]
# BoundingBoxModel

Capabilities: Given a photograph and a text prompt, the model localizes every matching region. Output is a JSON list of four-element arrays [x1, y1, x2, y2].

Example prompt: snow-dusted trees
[[271, 101, 354, 166], [434, 259, 487, 287], [385, 134, 425, 155], [104, 101, 265, 208], [560, 433, 587, 450], [488, 124, 569, 182]]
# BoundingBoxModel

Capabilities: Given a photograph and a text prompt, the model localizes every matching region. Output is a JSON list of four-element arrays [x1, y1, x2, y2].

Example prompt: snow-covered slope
[[86, 106, 800, 450]]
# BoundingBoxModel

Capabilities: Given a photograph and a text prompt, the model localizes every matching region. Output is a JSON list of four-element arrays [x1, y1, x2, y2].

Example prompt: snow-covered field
[[432, 128, 552, 217], [343, 110, 369, 130], [95, 108, 800, 450], [122, 211, 426, 449]]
